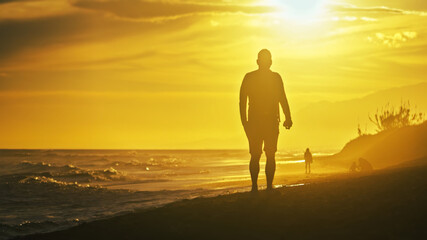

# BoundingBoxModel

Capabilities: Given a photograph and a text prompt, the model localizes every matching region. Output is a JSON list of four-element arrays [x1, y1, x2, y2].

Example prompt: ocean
[[0, 149, 336, 239]]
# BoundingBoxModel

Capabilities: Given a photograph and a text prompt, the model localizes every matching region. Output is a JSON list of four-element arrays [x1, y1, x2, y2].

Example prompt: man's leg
[[265, 153, 276, 190], [305, 163, 307, 174], [264, 124, 279, 190], [309, 163, 311, 174], [265, 152, 276, 190], [247, 123, 262, 192], [250, 154, 261, 191]]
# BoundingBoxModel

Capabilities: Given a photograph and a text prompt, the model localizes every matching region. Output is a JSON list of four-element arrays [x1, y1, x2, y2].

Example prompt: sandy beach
[[18, 158, 427, 240]]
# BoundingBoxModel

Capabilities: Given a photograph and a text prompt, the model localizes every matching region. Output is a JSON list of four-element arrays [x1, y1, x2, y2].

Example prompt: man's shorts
[[245, 120, 279, 156]]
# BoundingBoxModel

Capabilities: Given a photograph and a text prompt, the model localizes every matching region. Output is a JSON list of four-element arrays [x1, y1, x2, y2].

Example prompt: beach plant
[[357, 123, 368, 136], [369, 101, 425, 132]]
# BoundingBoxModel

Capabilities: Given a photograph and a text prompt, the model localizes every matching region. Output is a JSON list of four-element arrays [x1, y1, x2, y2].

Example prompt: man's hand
[[283, 119, 293, 129]]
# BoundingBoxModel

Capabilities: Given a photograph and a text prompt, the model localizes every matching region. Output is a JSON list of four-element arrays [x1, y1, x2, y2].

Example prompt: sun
[[264, 0, 329, 22]]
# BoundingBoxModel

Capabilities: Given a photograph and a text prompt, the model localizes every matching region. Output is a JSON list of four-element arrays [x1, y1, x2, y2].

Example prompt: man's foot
[[251, 185, 258, 193], [266, 185, 282, 197]]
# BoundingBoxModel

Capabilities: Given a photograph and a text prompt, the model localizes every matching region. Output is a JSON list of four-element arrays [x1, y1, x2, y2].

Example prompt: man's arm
[[239, 75, 248, 126], [277, 74, 292, 128]]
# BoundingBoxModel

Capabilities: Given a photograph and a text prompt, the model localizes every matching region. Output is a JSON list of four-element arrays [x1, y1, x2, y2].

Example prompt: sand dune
[[323, 121, 427, 169]]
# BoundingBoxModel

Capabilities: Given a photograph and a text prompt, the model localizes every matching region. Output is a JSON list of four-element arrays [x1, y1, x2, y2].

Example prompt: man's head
[[257, 49, 272, 70]]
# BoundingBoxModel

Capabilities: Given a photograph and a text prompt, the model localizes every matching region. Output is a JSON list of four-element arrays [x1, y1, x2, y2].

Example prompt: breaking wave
[[0, 168, 208, 240], [8, 161, 127, 183]]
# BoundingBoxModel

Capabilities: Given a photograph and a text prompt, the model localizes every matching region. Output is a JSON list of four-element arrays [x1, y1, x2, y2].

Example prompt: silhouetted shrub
[[369, 101, 424, 132]]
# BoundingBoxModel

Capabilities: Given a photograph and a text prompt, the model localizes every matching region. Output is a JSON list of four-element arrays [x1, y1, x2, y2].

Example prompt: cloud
[[337, 0, 427, 11], [331, 16, 377, 22], [57, 50, 159, 70], [0, 0, 77, 20], [367, 31, 418, 48], [71, 0, 276, 20], [331, 4, 427, 17], [0, 14, 84, 60], [0, 0, 22, 3], [0, 9, 199, 65]]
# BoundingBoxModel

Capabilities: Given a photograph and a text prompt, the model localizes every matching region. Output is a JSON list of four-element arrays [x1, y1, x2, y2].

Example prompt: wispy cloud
[[367, 31, 418, 48], [0, 0, 77, 20], [71, 0, 276, 20], [332, 4, 427, 17], [0, 0, 24, 4], [0, 10, 197, 65], [330, 16, 377, 22]]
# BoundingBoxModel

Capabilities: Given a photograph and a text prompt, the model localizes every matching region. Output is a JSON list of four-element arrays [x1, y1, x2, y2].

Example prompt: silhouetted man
[[240, 49, 292, 192], [304, 148, 312, 174]]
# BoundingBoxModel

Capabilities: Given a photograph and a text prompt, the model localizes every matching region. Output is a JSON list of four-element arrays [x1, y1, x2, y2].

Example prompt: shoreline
[[17, 163, 427, 239]]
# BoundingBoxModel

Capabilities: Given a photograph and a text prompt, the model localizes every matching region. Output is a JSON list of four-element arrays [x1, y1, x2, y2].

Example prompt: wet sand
[[17, 163, 427, 240]]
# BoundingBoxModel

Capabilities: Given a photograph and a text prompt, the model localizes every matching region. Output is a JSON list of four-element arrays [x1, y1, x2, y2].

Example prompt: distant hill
[[323, 121, 427, 169], [284, 81, 427, 150]]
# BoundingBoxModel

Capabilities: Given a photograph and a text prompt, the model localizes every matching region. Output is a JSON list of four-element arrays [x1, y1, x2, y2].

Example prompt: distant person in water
[[304, 148, 313, 174], [239, 49, 292, 192]]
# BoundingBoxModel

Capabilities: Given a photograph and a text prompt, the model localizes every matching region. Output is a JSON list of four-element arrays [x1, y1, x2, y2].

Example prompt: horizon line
[[0, 148, 341, 151]]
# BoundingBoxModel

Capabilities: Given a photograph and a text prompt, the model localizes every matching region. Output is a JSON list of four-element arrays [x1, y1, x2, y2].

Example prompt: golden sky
[[0, 0, 426, 149]]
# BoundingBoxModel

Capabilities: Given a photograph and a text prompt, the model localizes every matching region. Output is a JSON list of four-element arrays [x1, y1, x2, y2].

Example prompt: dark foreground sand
[[18, 163, 427, 240]]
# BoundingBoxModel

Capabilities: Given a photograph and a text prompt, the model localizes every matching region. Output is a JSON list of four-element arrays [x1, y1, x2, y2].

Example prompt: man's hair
[[258, 49, 272, 60]]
